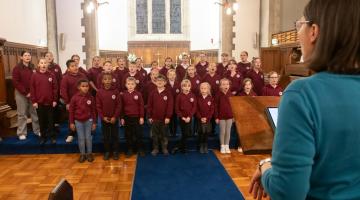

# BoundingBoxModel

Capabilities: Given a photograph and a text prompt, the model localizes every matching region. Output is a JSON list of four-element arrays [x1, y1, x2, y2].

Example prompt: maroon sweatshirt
[[237, 62, 251, 76], [159, 66, 173, 76], [175, 92, 197, 118], [195, 61, 209, 79], [139, 68, 148, 79], [69, 92, 96, 123], [147, 89, 174, 121], [114, 67, 129, 89], [48, 62, 63, 87], [143, 81, 158, 106], [166, 80, 181, 106], [96, 88, 122, 119], [96, 71, 120, 90], [262, 84, 283, 96], [225, 71, 243, 95], [202, 73, 221, 96], [187, 75, 202, 95], [30, 71, 58, 105], [121, 90, 144, 118], [196, 95, 215, 122], [238, 91, 257, 97], [87, 67, 103, 88], [79, 66, 88, 77], [216, 63, 229, 77], [12, 62, 35, 96], [176, 64, 187, 81], [214, 90, 233, 120], [122, 72, 144, 92], [245, 69, 265, 96], [60, 72, 88, 104]]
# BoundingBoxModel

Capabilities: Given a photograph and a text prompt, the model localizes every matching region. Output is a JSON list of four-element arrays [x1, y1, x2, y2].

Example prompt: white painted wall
[[98, 0, 128, 51], [232, 0, 260, 60], [190, 0, 219, 50], [0, 0, 47, 46], [280, 0, 309, 31], [56, 0, 86, 70]]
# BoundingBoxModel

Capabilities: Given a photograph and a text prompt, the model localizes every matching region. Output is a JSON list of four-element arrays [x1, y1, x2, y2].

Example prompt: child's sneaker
[[79, 154, 86, 163], [103, 152, 110, 160], [220, 145, 226, 154], [225, 145, 231, 154], [87, 153, 94, 162], [237, 147, 243, 153], [151, 149, 159, 156], [65, 135, 74, 143], [113, 152, 119, 160], [19, 135, 27, 140]]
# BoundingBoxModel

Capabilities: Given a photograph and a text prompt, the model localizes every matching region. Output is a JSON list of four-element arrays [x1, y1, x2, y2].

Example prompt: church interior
[[0, 0, 310, 199]]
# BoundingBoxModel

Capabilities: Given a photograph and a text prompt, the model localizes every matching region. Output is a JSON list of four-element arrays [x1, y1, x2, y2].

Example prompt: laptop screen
[[265, 107, 278, 131]]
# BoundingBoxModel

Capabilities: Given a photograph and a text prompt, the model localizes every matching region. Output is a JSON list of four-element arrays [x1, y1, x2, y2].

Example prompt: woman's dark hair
[[20, 50, 30, 57], [304, 0, 360, 74], [71, 54, 80, 60]]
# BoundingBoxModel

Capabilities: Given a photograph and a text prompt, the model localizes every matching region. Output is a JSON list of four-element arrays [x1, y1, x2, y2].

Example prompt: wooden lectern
[[230, 96, 280, 155]]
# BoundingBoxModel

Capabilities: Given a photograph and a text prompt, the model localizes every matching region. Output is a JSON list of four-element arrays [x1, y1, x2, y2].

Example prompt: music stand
[[48, 178, 73, 200]]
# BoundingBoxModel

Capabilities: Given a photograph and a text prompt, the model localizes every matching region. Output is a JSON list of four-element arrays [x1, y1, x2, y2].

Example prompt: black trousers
[[101, 120, 119, 153], [169, 113, 177, 136], [151, 121, 168, 150], [197, 119, 211, 144], [210, 117, 217, 135], [179, 118, 192, 150], [124, 116, 144, 152], [36, 105, 55, 139]]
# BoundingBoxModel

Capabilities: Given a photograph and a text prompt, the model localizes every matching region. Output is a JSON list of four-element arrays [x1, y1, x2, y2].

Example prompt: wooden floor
[[0, 151, 269, 200]]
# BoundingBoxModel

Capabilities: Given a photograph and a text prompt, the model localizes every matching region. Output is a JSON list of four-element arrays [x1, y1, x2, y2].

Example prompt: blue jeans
[[75, 120, 93, 154]]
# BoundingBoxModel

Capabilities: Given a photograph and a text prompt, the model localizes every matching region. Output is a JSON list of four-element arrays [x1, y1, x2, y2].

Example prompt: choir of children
[[16, 50, 284, 161]]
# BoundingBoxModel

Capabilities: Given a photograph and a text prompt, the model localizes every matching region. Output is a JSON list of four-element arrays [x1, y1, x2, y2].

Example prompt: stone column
[[219, 7, 235, 59], [81, 0, 99, 68], [46, 0, 59, 62]]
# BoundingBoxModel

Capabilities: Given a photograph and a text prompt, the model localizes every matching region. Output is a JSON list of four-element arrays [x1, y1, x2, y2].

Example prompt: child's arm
[[60, 77, 69, 105], [91, 96, 97, 130], [95, 92, 104, 120], [139, 93, 145, 119], [190, 95, 197, 116], [12, 66, 28, 96], [52, 74, 58, 106], [29, 75, 37, 107], [175, 95, 182, 118], [165, 91, 174, 124], [114, 92, 122, 120], [146, 92, 153, 121]]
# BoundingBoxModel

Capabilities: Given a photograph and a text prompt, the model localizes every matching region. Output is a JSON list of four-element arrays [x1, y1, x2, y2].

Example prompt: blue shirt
[[262, 72, 360, 200]]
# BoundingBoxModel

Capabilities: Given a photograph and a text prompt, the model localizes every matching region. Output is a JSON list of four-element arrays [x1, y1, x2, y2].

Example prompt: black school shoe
[[39, 138, 46, 145], [126, 149, 133, 158], [87, 153, 94, 162], [79, 154, 86, 163], [103, 152, 110, 160], [113, 152, 119, 160]]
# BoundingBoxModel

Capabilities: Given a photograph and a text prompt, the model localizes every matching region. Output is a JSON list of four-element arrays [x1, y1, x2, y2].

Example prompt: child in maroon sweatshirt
[[114, 57, 129, 89], [196, 82, 214, 154], [225, 60, 243, 95], [96, 73, 122, 160], [88, 56, 103, 94], [166, 69, 181, 136], [120, 77, 145, 157], [238, 78, 257, 97], [96, 61, 120, 90], [30, 58, 58, 145], [69, 80, 97, 163], [262, 71, 283, 96], [185, 65, 201, 95], [60, 59, 88, 143], [173, 79, 197, 154], [122, 62, 144, 92], [245, 57, 265, 95], [215, 78, 233, 154], [147, 75, 174, 156]]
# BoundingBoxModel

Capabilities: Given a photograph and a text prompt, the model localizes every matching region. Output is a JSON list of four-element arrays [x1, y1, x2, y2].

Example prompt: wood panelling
[[190, 50, 218, 65], [0, 40, 48, 107], [128, 41, 190, 67], [99, 50, 128, 67]]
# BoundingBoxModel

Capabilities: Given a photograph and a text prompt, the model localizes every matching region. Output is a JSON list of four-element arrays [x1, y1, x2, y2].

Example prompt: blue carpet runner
[[0, 120, 239, 154], [131, 151, 245, 200]]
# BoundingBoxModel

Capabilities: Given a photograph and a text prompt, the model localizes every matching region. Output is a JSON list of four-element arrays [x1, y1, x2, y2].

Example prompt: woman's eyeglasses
[[294, 20, 312, 32]]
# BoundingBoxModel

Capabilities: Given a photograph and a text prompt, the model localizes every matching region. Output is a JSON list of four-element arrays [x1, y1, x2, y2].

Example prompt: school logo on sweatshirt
[[236, 74, 240, 78], [163, 96, 168, 101], [176, 89, 180, 93], [216, 80, 220, 84], [112, 78, 116, 83], [134, 95, 138, 100], [55, 69, 59, 72], [261, 75, 264, 79], [246, 67, 250, 70], [279, 92, 283, 96], [112, 95, 116, 100], [207, 101, 211, 106], [190, 98, 194, 102], [196, 80, 200, 84], [87, 100, 92, 105], [33, 70, 36, 73], [136, 79, 140, 84], [48, 77, 53, 82]]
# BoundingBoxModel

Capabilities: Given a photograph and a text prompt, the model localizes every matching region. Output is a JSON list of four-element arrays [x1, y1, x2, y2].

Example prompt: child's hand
[[120, 119, 125, 126], [32, 103, 38, 109], [110, 117, 116, 124], [181, 117, 186, 121], [165, 118, 170, 124], [70, 123, 76, 131], [139, 118, 144, 125], [201, 118, 207, 123], [186, 117, 191, 123], [215, 119, 220, 124], [91, 123, 97, 131], [26, 93, 31, 98], [66, 104, 70, 110], [52, 101, 57, 107], [149, 118, 153, 124], [103, 117, 109, 123]]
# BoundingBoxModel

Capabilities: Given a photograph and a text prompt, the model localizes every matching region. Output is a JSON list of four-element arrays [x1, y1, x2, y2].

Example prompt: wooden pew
[[229, 96, 280, 155]]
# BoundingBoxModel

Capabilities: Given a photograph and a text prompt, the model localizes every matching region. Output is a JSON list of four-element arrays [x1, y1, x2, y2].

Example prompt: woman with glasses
[[249, 0, 360, 199]]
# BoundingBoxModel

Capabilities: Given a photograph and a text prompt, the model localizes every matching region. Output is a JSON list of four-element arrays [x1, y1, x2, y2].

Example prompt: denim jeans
[[75, 119, 93, 154]]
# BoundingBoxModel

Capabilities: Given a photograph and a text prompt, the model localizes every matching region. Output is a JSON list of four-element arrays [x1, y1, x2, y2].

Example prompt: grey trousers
[[15, 90, 40, 136], [219, 119, 233, 145]]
